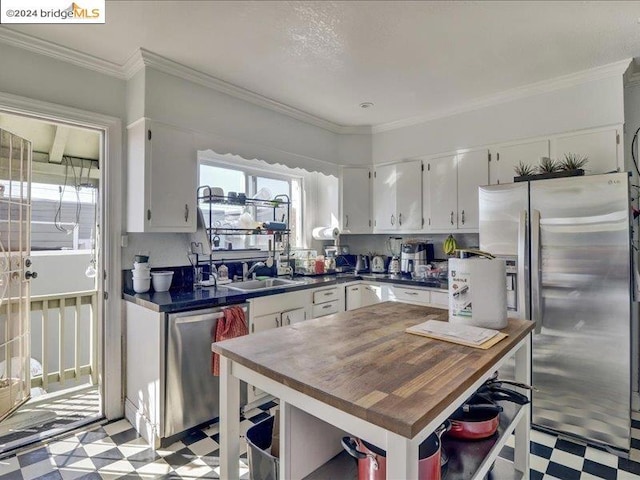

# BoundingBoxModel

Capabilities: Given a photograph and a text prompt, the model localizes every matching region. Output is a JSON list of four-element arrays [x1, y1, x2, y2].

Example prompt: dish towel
[[212, 306, 248, 376]]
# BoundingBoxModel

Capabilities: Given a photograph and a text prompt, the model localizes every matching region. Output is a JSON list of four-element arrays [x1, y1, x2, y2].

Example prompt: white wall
[[373, 75, 624, 163], [0, 43, 126, 120], [143, 68, 343, 175], [338, 134, 372, 166]]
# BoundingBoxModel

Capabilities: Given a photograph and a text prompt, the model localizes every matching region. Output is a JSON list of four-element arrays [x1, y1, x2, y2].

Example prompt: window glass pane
[[199, 165, 245, 195], [199, 165, 248, 249]]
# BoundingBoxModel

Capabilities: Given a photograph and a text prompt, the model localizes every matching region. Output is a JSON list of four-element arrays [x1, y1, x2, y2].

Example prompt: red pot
[[341, 422, 449, 480], [447, 403, 502, 440]]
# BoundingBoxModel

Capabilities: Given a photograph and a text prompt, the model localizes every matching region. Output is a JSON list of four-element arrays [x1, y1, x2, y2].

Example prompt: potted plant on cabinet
[[514, 154, 588, 182]]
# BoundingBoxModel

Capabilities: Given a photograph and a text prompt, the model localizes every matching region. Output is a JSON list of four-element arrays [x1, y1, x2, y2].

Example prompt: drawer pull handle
[[324, 291, 333, 296], [322, 304, 332, 309], [404, 291, 419, 296]]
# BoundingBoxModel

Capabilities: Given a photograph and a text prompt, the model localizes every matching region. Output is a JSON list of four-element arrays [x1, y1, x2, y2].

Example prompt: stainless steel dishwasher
[[165, 304, 248, 438]]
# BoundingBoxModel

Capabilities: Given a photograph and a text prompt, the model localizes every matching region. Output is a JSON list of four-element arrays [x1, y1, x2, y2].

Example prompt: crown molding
[[373, 58, 632, 133], [0, 27, 126, 79], [126, 48, 374, 135], [0, 28, 631, 135]]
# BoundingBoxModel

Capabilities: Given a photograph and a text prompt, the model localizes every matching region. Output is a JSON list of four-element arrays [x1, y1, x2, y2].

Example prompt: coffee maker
[[400, 242, 434, 274]]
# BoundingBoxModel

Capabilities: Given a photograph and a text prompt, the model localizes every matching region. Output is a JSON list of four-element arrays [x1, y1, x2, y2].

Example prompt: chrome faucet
[[244, 261, 266, 281]]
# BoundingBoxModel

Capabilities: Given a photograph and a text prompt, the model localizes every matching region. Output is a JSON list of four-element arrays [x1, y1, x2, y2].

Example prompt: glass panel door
[[0, 129, 32, 422]]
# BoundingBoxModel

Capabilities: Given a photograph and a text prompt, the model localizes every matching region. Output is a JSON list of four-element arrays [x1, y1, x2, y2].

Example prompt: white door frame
[[0, 91, 123, 420]]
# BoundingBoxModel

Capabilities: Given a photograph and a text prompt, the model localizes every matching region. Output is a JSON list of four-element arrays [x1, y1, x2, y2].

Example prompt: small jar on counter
[[315, 256, 325, 274]]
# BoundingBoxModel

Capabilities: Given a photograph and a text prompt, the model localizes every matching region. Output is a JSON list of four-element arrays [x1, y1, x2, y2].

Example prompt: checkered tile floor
[[2, 401, 640, 479]]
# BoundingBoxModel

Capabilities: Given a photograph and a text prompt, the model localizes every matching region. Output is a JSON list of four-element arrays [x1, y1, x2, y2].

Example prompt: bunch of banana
[[443, 234, 458, 256]]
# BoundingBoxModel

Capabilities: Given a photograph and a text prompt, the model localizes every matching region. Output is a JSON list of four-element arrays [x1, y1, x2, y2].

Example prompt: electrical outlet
[[121, 235, 129, 248]]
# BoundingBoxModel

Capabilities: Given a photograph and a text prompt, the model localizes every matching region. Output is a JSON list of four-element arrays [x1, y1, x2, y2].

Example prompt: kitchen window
[[199, 162, 303, 250]]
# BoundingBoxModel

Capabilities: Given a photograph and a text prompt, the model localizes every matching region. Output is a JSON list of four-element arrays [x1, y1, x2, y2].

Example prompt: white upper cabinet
[[552, 128, 620, 175], [491, 140, 550, 185], [424, 149, 488, 231], [127, 118, 197, 233], [373, 160, 422, 232], [340, 167, 371, 233], [395, 161, 423, 230], [457, 149, 489, 230], [425, 154, 457, 230], [373, 164, 397, 231]]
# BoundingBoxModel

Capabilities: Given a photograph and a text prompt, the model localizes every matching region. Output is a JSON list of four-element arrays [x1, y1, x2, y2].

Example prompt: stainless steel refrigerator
[[479, 172, 632, 452]]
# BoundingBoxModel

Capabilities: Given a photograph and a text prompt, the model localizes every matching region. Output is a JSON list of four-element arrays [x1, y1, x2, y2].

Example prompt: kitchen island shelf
[[300, 400, 527, 480]]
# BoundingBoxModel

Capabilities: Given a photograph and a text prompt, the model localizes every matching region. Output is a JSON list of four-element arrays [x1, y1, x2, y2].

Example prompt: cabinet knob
[[25, 271, 37, 280], [147, 209, 151, 221], [391, 214, 395, 226], [398, 213, 402, 226], [450, 211, 454, 225], [184, 204, 189, 222], [275, 318, 280, 327], [461, 210, 465, 225], [345, 214, 349, 228]]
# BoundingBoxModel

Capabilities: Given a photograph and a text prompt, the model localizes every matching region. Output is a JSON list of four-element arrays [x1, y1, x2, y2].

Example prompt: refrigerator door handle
[[531, 209, 542, 334], [517, 209, 527, 319]]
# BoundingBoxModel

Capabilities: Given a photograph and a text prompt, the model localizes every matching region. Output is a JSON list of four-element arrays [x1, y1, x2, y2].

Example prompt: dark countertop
[[122, 273, 448, 313]]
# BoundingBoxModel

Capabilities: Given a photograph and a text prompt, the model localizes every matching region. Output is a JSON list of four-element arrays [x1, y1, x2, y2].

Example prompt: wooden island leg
[[220, 356, 240, 480], [386, 432, 419, 480]]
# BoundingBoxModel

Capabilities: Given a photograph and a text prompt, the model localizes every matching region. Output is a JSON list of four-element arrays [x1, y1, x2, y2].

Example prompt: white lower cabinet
[[311, 286, 345, 318], [281, 307, 306, 325], [388, 284, 449, 308], [345, 284, 362, 311], [345, 282, 383, 311], [251, 312, 281, 333]]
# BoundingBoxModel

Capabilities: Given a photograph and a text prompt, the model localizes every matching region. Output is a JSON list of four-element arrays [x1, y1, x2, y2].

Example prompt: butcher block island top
[[212, 301, 534, 439]]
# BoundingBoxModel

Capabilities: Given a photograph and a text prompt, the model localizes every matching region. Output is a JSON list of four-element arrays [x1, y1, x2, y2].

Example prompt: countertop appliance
[[355, 254, 369, 273], [166, 306, 248, 439], [400, 242, 434, 274], [479, 172, 632, 452], [371, 255, 386, 273], [387, 237, 402, 274]]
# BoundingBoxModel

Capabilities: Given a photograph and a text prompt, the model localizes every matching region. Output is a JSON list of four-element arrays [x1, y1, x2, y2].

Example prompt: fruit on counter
[[443, 234, 458, 255]]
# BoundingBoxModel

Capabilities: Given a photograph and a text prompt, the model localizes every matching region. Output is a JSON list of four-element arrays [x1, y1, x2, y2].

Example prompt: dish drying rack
[[191, 185, 292, 276]]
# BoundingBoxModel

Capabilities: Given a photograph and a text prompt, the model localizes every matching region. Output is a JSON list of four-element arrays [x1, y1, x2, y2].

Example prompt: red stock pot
[[341, 422, 449, 480]]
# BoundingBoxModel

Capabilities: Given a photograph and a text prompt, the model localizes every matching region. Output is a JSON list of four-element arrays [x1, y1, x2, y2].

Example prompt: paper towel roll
[[448, 258, 507, 329], [312, 226, 340, 240]]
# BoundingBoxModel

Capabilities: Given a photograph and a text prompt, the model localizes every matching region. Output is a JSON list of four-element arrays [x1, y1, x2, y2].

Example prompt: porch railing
[[28, 290, 98, 390]]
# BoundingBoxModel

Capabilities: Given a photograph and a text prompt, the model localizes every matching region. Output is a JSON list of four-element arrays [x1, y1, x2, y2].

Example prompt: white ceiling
[[5, 1, 640, 128]]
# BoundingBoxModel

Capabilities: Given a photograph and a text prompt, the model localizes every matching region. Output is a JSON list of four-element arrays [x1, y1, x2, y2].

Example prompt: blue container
[[246, 416, 279, 480]]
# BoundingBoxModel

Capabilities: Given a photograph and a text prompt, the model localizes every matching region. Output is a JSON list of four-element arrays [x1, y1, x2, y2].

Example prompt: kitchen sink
[[225, 278, 304, 292]]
